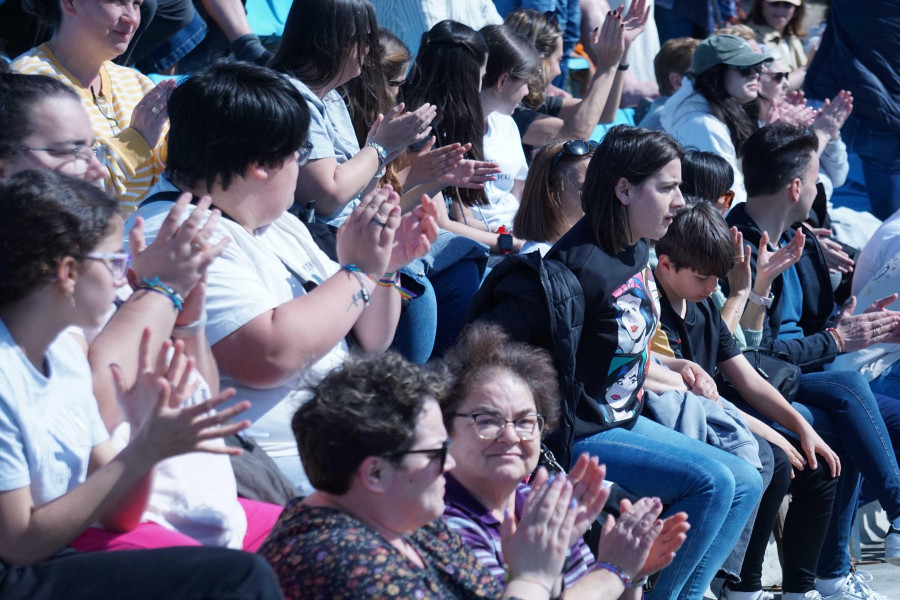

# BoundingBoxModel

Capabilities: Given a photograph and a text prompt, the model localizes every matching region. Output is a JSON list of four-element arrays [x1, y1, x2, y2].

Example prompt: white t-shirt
[[853, 209, 900, 296], [477, 112, 529, 232], [129, 194, 348, 474], [0, 320, 109, 506]]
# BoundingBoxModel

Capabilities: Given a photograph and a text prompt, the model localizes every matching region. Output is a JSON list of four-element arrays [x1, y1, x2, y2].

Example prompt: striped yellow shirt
[[12, 44, 167, 211]]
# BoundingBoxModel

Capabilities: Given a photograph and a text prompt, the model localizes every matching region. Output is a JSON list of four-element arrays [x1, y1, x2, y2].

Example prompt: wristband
[[172, 311, 207, 338], [365, 141, 388, 178], [137, 277, 184, 310], [748, 290, 774, 307]]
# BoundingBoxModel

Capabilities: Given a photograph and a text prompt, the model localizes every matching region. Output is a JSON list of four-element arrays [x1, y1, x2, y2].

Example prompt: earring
[[66, 291, 76, 307]]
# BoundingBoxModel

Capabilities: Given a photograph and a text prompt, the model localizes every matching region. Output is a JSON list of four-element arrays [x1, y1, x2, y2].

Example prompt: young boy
[[653, 200, 839, 600]]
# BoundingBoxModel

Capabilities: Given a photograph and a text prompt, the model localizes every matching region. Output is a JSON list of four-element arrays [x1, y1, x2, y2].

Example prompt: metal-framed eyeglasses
[[20, 142, 109, 174], [453, 413, 545, 441]]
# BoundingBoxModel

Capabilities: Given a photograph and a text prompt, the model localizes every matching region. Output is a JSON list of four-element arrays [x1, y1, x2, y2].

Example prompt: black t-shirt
[[655, 283, 741, 375], [548, 219, 657, 436]]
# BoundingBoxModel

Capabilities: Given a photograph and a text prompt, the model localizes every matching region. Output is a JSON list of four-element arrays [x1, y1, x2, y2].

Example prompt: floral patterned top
[[259, 498, 505, 599]]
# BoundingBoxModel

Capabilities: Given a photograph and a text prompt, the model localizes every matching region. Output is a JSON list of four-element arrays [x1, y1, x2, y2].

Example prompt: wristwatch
[[749, 290, 774, 307], [365, 141, 387, 178]]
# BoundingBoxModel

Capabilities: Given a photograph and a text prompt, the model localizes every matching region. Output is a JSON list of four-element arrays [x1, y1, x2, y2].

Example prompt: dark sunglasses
[[718, 190, 735, 210], [391, 439, 450, 471], [551, 139, 599, 167], [766, 71, 790, 83], [734, 64, 765, 77]]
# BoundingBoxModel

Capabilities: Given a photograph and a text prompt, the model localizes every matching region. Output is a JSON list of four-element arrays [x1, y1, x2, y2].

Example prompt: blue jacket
[[805, 0, 900, 134]]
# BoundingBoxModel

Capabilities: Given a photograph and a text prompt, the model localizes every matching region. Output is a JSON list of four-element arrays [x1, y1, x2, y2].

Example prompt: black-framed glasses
[[20, 142, 109, 172], [453, 413, 545, 441], [85, 251, 130, 281], [766, 71, 790, 83], [551, 139, 599, 168], [734, 64, 764, 78], [91, 88, 122, 135], [297, 142, 313, 167], [391, 439, 450, 471]]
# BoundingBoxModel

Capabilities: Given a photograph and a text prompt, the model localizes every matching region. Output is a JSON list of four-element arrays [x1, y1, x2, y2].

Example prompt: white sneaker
[[886, 525, 900, 566], [819, 571, 893, 600], [762, 592, 776, 600], [783, 592, 823, 600]]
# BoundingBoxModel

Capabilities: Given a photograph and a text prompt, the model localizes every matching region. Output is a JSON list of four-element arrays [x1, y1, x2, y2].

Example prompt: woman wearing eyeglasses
[[11, 0, 173, 210], [515, 139, 596, 256], [440, 323, 689, 600], [744, 0, 810, 91], [0, 170, 286, 600], [259, 350, 587, 600], [0, 73, 106, 182], [662, 34, 772, 208]]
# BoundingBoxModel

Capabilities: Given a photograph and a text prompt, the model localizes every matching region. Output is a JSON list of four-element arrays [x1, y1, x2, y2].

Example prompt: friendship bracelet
[[826, 327, 845, 353], [137, 277, 184, 310], [340, 264, 371, 306], [595, 562, 634, 588], [376, 271, 419, 300]]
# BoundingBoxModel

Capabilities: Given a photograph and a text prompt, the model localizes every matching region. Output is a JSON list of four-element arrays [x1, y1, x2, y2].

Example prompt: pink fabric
[[238, 497, 282, 552], [70, 499, 282, 552], [71, 522, 201, 551]]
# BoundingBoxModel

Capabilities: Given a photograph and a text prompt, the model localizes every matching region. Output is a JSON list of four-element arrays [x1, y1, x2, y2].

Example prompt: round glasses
[[85, 251, 130, 281], [454, 413, 545, 441], [551, 139, 599, 168], [20, 143, 109, 174]]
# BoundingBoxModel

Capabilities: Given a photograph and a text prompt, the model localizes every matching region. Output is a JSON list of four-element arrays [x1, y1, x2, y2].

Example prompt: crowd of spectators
[[2, 0, 900, 599]]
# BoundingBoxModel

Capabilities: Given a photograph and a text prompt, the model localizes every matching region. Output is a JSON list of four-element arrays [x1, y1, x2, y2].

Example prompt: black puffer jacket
[[465, 251, 585, 468]]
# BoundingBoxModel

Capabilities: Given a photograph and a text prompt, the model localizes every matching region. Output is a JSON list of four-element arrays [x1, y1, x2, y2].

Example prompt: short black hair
[[0, 73, 80, 161], [292, 352, 448, 495], [741, 123, 818, 197], [656, 199, 735, 278], [165, 61, 310, 192], [269, 0, 379, 91], [0, 170, 118, 306], [582, 125, 683, 255], [680, 148, 734, 203]]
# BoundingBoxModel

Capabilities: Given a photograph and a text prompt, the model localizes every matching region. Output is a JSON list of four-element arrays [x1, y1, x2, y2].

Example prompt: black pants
[[0, 546, 284, 600], [730, 438, 838, 593]]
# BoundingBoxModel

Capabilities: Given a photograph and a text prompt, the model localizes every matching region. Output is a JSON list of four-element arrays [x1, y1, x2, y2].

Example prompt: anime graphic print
[[601, 267, 658, 422]]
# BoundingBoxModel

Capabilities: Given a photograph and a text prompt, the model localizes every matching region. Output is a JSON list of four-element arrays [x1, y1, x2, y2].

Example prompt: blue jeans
[[391, 271, 437, 364], [572, 416, 763, 600], [841, 116, 900, 220], [786, 371, 900, 578], [430, 258, 482, 357]]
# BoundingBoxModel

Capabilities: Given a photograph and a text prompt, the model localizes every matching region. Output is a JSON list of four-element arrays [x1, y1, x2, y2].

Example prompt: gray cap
[[690, 34, 772, 75]]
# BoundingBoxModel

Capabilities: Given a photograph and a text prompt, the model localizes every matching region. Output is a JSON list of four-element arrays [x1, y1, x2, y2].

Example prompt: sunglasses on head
[[551, 139, 599, 168], [734, 64, 765, 77]]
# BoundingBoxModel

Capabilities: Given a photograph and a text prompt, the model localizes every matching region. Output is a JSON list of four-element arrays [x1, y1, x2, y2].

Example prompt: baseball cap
[[691, 34, 772, 75], [767, 0, 801, 6]]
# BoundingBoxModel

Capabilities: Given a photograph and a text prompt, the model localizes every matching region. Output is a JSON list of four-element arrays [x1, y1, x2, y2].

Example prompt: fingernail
[[570, 498, 577, 509]]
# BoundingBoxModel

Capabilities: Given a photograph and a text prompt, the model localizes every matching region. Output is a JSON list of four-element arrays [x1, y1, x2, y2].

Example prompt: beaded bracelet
[[341, 264, 371, 306], [826, 327, 845, 353], [595, 562, 635, 588], [137, 277, 184, 310]]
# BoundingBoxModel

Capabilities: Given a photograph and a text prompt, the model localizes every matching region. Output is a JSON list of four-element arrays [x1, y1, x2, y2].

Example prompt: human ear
[[59, 0, 78, 17], [669, 72, 683, 93], [788, 177, 802, 203], [495, 72, 510, 92], [246, 162, 270, 181], [615, 177, 631, 206], [55, 256, 79, 297], [358, 456, 387, 493]]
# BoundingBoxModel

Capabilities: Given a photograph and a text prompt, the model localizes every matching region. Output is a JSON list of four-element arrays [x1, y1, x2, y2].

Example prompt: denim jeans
[[392, 271, 438, 364], [572, 416, 763, 600], [430, 258, 483, 357], [859, 391, 900, 506], [786, 371, 900, 578], [841, 116, 900, 220]]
